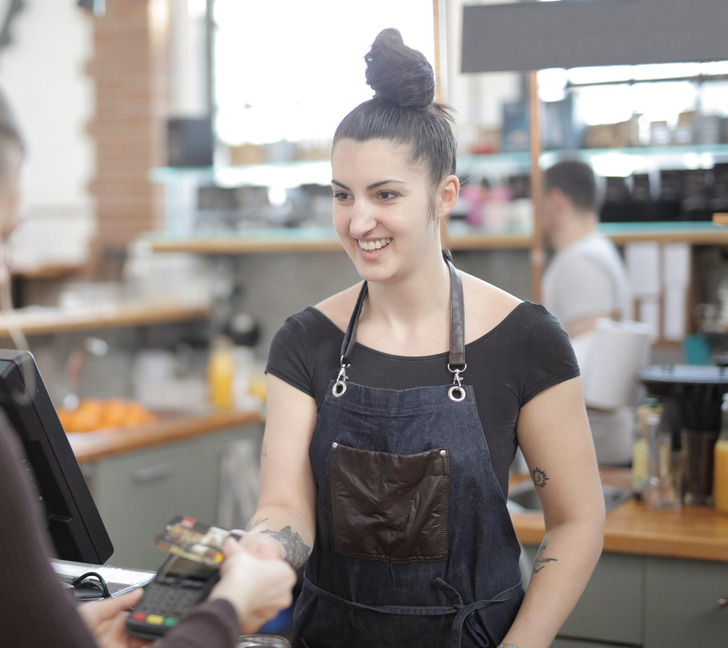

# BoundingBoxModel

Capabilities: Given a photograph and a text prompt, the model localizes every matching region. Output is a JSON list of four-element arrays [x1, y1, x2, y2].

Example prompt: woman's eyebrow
[[331, 179, 405, 191]]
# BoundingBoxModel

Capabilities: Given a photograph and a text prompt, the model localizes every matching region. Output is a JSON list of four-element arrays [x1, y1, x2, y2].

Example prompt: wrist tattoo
[[497, 644, 520, 648], [533, 537, 559, 573], [261, 525, 311, 569], [531, 466, 549, 488]]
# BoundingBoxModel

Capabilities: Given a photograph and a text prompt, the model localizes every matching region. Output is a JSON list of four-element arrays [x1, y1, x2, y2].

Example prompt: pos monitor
[[0, 349, 113, 564]]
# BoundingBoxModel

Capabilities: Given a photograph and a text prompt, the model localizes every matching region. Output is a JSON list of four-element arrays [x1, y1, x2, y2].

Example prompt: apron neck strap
[[340, 249, 466, 370], [444, 249, 466, 370]]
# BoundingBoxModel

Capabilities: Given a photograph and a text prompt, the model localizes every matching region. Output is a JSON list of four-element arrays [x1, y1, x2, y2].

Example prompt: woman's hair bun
[[365, 28, 435, 110]]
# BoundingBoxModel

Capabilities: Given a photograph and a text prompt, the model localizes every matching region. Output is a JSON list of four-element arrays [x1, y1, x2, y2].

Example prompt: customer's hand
[[79, 589, 153, 648], [236, 529, 286, 561], [210, 537, 296, 634]]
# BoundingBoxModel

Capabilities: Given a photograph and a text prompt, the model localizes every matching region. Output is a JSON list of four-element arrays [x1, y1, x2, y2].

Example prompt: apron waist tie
[[303, 573, 454, 616], [302, 574, 523, 648]]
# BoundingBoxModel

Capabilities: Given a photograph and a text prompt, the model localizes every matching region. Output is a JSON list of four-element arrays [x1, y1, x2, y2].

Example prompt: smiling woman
[[244, 26, 604, 648]]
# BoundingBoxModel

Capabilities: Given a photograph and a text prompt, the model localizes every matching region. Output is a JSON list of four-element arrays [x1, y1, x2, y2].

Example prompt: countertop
[[69, 420, 728, 563], [510, 468, 728, 563], [68, 408, 264, 463]]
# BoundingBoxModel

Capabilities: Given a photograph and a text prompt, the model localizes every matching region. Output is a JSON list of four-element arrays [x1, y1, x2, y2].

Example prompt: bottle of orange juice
[[713, 393, 728, 514], [208, 336, 235, 409]]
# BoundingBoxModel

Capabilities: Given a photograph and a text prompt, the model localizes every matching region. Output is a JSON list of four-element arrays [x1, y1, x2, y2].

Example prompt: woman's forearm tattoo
[[261, 525, 311, 569], [531, 467, 549, 488], [533, 537, 559, 573]]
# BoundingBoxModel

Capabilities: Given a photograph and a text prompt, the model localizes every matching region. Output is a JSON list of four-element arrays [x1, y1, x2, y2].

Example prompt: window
[[213, 0, 436, 147]]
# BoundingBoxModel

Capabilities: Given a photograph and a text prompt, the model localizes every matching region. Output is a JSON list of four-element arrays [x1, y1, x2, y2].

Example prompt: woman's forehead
[[331, 138, 425, 180]]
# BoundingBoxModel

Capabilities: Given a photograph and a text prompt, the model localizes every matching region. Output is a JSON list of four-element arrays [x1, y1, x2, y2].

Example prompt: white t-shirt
[[542, 231, 633, 328], [542, 232, 635, 466]]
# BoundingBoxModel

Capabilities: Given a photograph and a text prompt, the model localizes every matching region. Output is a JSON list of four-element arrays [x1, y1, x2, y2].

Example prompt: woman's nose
[[349, 201, 376, 237]]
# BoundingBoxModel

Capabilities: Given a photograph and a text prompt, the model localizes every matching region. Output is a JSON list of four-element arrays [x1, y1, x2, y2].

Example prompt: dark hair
[[333, 29, 456, 188], [544, 160, 598, 212]]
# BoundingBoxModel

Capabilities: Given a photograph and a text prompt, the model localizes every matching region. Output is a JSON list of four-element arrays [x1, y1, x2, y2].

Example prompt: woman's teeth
[[358, 238, 392, 251]]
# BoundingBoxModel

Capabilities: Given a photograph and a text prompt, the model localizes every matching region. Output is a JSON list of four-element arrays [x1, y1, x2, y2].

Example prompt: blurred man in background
[[542, 160, 634, 465]]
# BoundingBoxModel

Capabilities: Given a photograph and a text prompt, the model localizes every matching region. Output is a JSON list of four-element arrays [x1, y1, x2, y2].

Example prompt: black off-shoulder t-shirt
[[266, 301, 580, 496]]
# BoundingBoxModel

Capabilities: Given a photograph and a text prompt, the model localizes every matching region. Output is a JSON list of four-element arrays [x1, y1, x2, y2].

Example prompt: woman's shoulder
[[274, 304, 342, 345], [461, 272, 524, 342], [314, 283, 365, 333]]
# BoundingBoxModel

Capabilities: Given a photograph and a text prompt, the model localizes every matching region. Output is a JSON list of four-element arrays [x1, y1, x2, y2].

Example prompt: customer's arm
[[0, 412, 102, 648], [80, 532, 294, 648], [500, 377, 605, 648], [242, 374, 318, 569]]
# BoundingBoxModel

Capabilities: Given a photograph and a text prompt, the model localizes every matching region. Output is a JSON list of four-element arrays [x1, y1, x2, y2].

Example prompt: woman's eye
[[333, 191, 350, 201], [378, 191, 397, 200]]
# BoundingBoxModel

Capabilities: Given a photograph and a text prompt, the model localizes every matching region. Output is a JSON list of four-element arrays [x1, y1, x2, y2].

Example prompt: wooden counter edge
[[70, 409, 264, 463], [511, 504, 728, 563]]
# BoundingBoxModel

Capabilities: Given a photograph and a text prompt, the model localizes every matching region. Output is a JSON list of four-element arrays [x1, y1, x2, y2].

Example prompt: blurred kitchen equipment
[[640, 364, 728, 505], [62, 337, 109, 410], [682, 428, 718, 505], [633, 398, 663, 498], [714, 393, 728, 514], [576, 319, 653, 410], [237, 635, 290, 647], [133, 348, 206, 412], [124, 245, 213, 307], [58, 282, 122, 310], [208, 336, 235, 409], [643, 413, 683, 510], [166, 117, 213, 168]]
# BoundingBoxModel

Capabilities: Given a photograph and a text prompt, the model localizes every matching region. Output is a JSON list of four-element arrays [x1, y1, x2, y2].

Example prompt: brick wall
[[87, 0, 170, 255]]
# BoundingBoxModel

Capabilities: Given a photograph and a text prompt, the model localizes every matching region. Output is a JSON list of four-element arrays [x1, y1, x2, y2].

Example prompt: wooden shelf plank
[[148, 236, 343, 254], [143, 222, 728, 255], [11, 264, 86, 280], [714, 213, 728, 226], [0, 302, 211, 337]]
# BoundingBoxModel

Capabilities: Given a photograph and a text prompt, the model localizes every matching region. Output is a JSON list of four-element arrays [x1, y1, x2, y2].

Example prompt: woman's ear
[[436, 174, 460, 221]]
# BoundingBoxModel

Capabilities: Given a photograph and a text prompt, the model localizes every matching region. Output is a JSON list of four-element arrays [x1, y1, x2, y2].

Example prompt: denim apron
[[293, 252, 524, 648]]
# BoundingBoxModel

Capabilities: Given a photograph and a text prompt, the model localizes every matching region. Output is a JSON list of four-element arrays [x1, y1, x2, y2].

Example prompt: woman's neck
[[364, 249, 451, 334]]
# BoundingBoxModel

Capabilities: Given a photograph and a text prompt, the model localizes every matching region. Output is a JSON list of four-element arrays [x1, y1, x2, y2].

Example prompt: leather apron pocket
[[330, 443, 451, 562]]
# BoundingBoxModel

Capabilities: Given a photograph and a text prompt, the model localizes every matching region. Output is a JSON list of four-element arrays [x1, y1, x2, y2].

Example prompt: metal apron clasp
[[447, 363, 467, 402], [332, 357, 350, 397]]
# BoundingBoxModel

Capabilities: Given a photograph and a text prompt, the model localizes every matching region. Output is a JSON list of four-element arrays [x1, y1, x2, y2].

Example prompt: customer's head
[[543, 160, 598, 250], [0, 86, 25, 241], [332, 28, 457, 216]]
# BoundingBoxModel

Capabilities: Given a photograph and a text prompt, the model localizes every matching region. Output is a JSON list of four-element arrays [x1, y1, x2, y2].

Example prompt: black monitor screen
[[0, 349, 113, 564]]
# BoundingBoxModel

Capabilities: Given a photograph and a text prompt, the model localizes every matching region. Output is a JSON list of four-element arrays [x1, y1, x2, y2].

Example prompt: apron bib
[[294, 252, 524, 648]]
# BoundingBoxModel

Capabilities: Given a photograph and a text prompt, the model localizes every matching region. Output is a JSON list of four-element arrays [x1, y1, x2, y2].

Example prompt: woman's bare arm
[[243, 374, 319, 569], [500, 376, 605, 648]]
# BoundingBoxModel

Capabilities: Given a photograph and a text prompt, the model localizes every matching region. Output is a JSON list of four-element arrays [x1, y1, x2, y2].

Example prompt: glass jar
[[237, 635, 290, 648]]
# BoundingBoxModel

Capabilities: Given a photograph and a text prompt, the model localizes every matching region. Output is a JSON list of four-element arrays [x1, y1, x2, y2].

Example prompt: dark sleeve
[[265, 311, 315, 398], [160, 599, 239, 648], [520, 303, 581, 405], [0, 411, 100, 648]]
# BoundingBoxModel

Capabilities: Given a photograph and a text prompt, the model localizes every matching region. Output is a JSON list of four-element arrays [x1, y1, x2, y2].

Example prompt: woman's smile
[[357, 237, 392, 251]]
